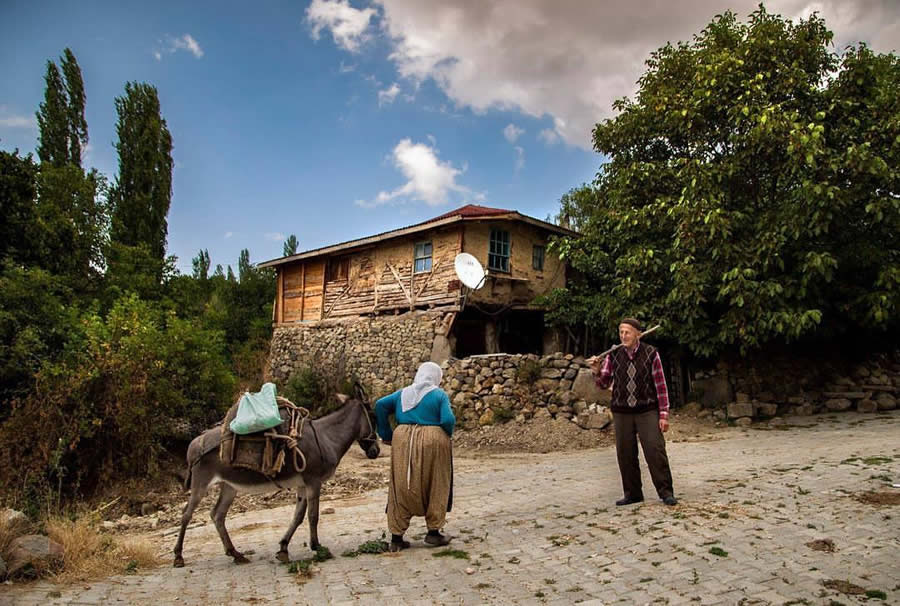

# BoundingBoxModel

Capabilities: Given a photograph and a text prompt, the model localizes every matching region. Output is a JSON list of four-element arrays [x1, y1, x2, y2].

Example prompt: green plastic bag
[[229, 383, 282, 435]]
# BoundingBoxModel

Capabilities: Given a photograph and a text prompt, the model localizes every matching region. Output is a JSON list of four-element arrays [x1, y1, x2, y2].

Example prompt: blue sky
[[2, 1, 897, 274]]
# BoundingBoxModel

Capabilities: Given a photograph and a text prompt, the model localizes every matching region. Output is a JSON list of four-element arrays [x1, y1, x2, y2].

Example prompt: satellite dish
[[454, 253, 487, 290]]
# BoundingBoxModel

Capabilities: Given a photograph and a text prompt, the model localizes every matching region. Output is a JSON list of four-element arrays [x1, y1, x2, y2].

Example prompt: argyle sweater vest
[[609, 344, 658, 414]]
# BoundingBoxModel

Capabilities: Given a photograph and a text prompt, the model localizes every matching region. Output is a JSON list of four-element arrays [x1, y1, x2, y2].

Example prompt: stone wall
[[688, 349, 900, 426], [267, 311, 450, 397], [442, 353, 612, 430]]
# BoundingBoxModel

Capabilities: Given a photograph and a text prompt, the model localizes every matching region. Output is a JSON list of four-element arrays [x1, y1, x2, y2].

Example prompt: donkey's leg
[[211, 483, 249, 564], [173, 472, 207, 568], [306, 481, 323, 552], [276, 490, 308, 562]]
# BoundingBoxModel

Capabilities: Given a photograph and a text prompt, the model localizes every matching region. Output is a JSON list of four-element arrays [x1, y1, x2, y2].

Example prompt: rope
[[261, 396, 310, 476]]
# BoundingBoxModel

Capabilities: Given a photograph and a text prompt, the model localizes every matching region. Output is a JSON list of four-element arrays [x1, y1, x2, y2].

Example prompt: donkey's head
[[336, 382, 379, 459]]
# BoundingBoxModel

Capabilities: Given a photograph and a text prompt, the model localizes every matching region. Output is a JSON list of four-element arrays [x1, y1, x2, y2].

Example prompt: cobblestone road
[[5, 411, 899, 605]]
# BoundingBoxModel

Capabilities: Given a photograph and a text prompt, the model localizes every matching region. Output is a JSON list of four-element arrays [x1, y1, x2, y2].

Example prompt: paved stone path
[[5, 411, 900, 605]]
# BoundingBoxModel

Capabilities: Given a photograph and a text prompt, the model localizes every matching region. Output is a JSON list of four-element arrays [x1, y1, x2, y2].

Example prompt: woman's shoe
[[424, 532, 452, 547]]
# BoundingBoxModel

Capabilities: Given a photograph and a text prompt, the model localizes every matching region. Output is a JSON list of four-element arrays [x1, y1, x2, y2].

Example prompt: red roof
[[426, 204, 512, 223]]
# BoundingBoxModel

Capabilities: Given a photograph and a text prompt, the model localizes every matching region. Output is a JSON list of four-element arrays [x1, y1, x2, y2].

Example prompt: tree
[[35, 48, 88, 168], [0, 150, 39, 264], [192, 249, 211, 280], [549, 7, 899, 356], [109, 82, 173, 264], [283, 234, 299, 256], [238, 249, 252, 283]]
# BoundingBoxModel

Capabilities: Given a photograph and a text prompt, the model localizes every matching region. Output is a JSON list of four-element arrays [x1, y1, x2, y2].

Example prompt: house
[[259, 204, 577, 358]]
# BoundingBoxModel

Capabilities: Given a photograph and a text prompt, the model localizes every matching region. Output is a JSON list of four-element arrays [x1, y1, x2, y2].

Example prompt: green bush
[[516, 359, 542, 385], [0, 293, 235, 503]]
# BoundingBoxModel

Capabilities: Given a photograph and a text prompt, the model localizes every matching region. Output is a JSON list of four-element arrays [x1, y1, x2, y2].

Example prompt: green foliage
[[0, 294, 235, 500], [36, 48, 88, 168], [283, 235, 299, 257], [0, 150, 39, 263], [109, 81, 173, 264], [547, 7, 900, 356], [282, 367, 330, 414], [515, 359, 542, 385]]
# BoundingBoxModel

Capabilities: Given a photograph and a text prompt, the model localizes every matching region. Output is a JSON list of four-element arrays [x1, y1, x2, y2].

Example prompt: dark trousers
[[612, 410, 674, 500]]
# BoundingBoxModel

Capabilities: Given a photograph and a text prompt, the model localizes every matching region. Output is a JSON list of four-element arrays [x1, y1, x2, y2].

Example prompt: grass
[[865, 590, 887, 600], [341, 539, 389, 557], [708, 546, 729, 558], [46, 515, 160, 582], [287, 545, 333, 580]]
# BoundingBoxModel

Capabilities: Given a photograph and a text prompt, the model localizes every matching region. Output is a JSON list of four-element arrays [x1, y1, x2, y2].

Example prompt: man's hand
[[659, 418, 669, 433], [586, 355, 602, 374]]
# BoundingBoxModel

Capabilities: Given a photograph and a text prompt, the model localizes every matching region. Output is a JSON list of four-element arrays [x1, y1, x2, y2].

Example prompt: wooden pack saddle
[[219, 396, 310, 477]]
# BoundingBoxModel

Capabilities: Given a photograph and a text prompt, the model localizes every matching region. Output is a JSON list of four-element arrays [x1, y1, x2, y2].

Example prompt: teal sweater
[[375, 388, 456, 443]]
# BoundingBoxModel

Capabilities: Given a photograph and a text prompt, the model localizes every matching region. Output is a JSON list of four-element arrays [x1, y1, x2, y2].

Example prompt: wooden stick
[[586, 324, 661, 364]]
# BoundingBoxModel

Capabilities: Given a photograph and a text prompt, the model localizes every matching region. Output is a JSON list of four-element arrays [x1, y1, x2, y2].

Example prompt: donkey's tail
[[183, 466, 192, 492]]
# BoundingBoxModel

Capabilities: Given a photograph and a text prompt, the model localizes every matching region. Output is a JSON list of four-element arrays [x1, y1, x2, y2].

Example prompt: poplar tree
[[35, 48, 88, 168], [109, 82, 173, 263], [283, 234, 299, 256]]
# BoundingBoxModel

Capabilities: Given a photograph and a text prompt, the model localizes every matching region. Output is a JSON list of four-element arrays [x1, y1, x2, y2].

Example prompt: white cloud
[[538, 128, 560, 145], [265, 232, 286, 242], [0, 113, 34, 129], [503, 123, 524, 143], [224, 232, 234, 239], [514, 145, 525, 171], [378, 82, 401, 105], [359, 138, 483, 208], [155, 33, 204, 60], [306, 0, 377, 52], [304, 0, 900, 149], [339, 60, 356, 73]]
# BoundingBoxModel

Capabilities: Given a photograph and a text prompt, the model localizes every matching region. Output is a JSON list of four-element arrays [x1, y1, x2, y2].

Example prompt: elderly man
[[589, 318, 678, 506]]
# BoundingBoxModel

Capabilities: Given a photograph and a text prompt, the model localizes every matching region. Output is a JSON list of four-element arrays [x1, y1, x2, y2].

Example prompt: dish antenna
[[454, 253, 487, 290]]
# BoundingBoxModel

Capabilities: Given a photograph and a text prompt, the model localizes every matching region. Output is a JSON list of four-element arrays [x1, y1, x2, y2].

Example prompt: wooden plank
[[320, 259, 327, 320], [276, 270, 284, 323], [387, 263, 412, 304], [300, 262, 306, 321]]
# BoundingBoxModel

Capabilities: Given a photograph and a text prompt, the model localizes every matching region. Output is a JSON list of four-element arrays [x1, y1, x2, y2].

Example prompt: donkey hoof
[[232, 553, 250, 564], [173, 556, 185, 568], [276, 550, 290, 563]]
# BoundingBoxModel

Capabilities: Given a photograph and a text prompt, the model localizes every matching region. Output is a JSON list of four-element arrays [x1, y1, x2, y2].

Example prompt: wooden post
[[320, 261, 327, 320]]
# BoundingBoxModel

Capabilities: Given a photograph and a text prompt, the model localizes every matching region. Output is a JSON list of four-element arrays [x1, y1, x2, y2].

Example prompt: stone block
[[824, 398, 852, 411], [726, 402, 753, 419], [735, 417, 752, 427], [478, 409, 495, 426], [572, 369, 611, 405], [822, 392, 866, 400], [694, 376, 735, 409], [876, 393, 897, 410], [857, 399, 878, 413], [7, 535, 64, 578], [755, 403, 778, 417], [787, 403, 815, 417]]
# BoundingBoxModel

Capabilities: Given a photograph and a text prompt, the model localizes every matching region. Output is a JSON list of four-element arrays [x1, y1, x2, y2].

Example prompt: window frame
[[488, 228, 511, 273], [413, 240, 433, 274], [325, 256, 350, 282], [532, 244, 545, 271]]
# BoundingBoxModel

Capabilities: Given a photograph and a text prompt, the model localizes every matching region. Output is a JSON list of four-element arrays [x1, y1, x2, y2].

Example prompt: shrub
[[516, 359, 542, 385]]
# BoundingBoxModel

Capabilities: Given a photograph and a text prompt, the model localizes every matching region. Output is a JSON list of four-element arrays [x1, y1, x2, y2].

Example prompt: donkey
[[173, 388, 379, 567]]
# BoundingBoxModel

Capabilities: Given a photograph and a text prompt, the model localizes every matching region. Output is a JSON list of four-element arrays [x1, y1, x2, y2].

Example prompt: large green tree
[[109, 82, 173, 263], [35, 48, 88, 168], [548, 7, 899, 356]]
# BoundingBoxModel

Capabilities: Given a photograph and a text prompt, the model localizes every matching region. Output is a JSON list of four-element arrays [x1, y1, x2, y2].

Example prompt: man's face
[[619, 324, 640, 348]]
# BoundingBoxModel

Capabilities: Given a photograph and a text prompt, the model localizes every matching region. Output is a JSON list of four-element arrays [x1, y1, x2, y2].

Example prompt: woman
[[375, 361, 455, 552]]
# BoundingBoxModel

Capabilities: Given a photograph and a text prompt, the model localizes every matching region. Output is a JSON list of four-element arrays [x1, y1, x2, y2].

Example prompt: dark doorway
[[498, 310, 544, 355], [453, 311, 487, 358]]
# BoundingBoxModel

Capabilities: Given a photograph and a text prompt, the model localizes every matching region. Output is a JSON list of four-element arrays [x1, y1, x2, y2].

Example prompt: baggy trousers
[[386, 424, 452, 535], [612, 410, 674, 500]]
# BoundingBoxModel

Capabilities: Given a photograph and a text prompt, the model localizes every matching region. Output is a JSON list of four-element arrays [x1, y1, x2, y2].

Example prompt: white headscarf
[[400, 361, 443, 413]]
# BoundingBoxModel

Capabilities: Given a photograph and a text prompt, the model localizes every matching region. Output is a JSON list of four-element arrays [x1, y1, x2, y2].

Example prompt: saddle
[[219, 396, 310, 477]]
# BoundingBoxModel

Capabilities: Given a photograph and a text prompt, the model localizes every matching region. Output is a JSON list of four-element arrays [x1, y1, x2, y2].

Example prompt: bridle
[[357, 400, 379, 450]]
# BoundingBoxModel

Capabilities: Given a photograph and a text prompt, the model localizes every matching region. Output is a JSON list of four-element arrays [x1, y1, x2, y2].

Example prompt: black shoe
[[615, 496, 644, 506], [424, 532, 452, 547], [662, 495, 678, 506], [388, 539, 410, 552]]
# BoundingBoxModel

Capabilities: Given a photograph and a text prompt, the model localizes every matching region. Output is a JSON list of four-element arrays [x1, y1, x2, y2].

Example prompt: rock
[[726, 402, 753, 419], [876, 393, 897, 410], [735, 392, 751, 404], [857, 399, 878, 413], [540, 368, 563, 380], [694, 376, 735, 409], [547, 404, 559, 415], [787, 403, 815, 416], [533, 407, 551, 420], [713, 410, 727, 421], [563, 368, 577, 380], [860, 384, 898, 393], [767, 417, 786, 428], [681, 402, 702, 415], [478, 409, 495, 426], [573, 400, 589, 415], [824, 398, 852, 412], [821, 392, 867, 400], [0, 555, 6, 580], [571, 369, 611, 405], [698, 409, 711, 418], [755, 403, 778, 417], [322, 507, 336, 514], [735, 417, 752, 427], [430, 334, 451, 363], [101, 521, 116, 531], [7, 535, 64, 578], [140, 502, 157, 517]]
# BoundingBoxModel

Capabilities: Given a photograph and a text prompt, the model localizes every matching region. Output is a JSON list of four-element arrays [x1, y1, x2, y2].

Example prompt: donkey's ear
[[353, 381, 368, 402], [335, 393, 349, 404]]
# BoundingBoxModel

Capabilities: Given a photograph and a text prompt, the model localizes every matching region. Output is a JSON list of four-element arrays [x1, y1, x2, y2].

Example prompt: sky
[[1, 1, 898, 275]]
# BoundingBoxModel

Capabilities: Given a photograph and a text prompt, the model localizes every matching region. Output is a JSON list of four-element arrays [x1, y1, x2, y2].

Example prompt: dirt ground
[[100, 409, 725, 535]]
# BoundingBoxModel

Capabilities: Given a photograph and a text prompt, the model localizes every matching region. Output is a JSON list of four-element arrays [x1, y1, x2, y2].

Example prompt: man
[[589, 318, 678, 506]]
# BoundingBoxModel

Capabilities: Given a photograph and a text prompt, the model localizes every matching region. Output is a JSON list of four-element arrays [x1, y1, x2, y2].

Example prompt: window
[[414, 241, 433, 273], [532, 245, 545, 271], [325, 256, 349, 281], [488, 229, 510, 272]]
